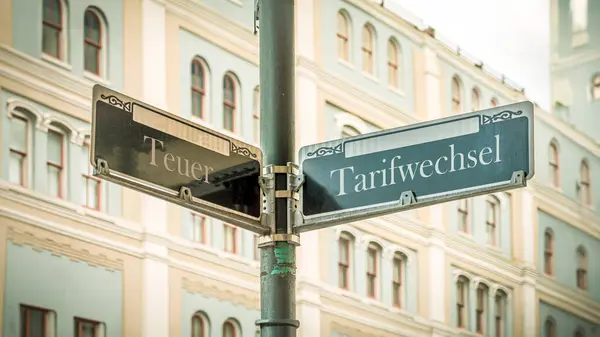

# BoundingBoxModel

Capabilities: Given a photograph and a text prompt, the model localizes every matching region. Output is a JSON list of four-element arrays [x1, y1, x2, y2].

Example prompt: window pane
[[224, 106, 234, 131], [81, 322, 96, 337], [367, 250, 375, 272], [393, 258, 401, 280], [224, 323, 235, 337], [48, 165, 61, 197], [84, 11, 100, 42], [43, 0, 61, 24], [42, 26, 60, 58], [339, 240, 348, 263], [192, 91, 204, 118], [9, 152, 25, 185], [10, 117, 27, 152], [192, 316, 203, 337], [29, 309, 45, 337], [85, 44, 99, 74], [47, 131, 62, 164]]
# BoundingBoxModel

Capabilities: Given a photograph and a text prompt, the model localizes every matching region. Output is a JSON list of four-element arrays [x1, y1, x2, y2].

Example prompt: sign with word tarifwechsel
[[90, 84, 266, 233], [296, 101, 535, 232]]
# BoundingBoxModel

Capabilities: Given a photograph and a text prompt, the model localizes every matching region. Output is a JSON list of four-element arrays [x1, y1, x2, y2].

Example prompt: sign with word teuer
[[297, 101, 535, 232], [90, 85, 266, 233]]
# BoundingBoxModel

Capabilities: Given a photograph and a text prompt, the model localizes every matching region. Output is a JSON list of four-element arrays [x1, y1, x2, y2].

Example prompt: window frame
[[457, 198, 469, 233], [366, 242, 379, 298], [83, 8, 103, 76], [336, 11, 350, 61], [223, 320, 236, 337], [42, 0, 65, 61], [392, 253, 404, 307], [548, 142, 560, 188], [191, 312, 207, 337], [451, 76, 462, 114], [361, 24, 375, 75], [82, 142, 101, 210], [486, 196, 500, 246], [9, 114, 30, 187], [591, 73, 600, 100], [490, 97, 499, 107], [544, 229, 554, 276], [21, 304, 52, 337], [338, 233, 352, 289], [579, 160, 591, 205], [544, 318, 556, 337], [475, 285, 487, 334], [74, 317, 102, 337], [191, 58, 207, 119], [223, 224, 237, 254], [46, 127, 66, 199], [191, 212, 207, 244], [576, 246, 588, 290], [222, 74, 237, 132], [387, 39, 399, 88], [456, 278, 467, 328], [471, 88, 481, 111], [494, 293, 505, 337]]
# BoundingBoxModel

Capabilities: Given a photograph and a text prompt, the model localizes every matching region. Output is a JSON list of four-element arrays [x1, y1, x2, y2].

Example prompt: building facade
[[0, 0, 598, 336]]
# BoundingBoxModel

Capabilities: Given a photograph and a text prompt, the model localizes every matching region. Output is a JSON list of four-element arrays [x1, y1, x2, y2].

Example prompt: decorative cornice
[[7, 226, 124, 271], [165, 0, 258, 65], [0, 44, 93, 120], [296, 56, 419, 128], [537, 277, 600, 324], [182, 277, 259, 310]]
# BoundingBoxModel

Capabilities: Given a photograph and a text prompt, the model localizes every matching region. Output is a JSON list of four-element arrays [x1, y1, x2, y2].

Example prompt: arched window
[[592, 74, 600, 100], [575, 327, 586, 337], [494, 290, 507, 337], [42, 0, 65, 60], [366, 242, 381, 298], [387, 39, 399, 88], [476, 283, 489, 334], [456, 276, 469, 329], [544, 229, 554, 275], [336, 11, 350, 61], [223, 74, 237, 132], [223, 320, 236, 337], [451, 76, 462, 114], [549, 141, 560, 187], [579, 160, 591, 205], [490, 97, 499, 107], [486, 196, 500, 246], [192, 312, 209, 337], [8, 112, 30, 187], [361, 24, 375, 75], [191, 58, 207, 119], [576, 246, 588, 290], [84, 8, 104, 76], [253, 86, 260, 144], [338, 231, 354, 289], [545, 317, 556, 337], [471, 88, 480, 111], [392, 252, 405, 308], [457, 198, 469, 233]]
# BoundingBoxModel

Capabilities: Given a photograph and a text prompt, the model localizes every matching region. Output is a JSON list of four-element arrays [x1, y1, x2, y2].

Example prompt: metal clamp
[[94, 158, 110, 176], [179, 186, 193, 202], [511, 170, 526, 187], [258, 163, 305, 236]]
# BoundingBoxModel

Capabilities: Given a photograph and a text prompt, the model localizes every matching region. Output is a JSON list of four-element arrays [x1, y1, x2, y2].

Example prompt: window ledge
[[227, 0, 243, 6], [388, 86, 405, 97], [41, 53, 72, 72], [363, 72, 380, 84], [83, 71, 110, 87], [338, 59, 354, 70], [457, 230, 473, 239]]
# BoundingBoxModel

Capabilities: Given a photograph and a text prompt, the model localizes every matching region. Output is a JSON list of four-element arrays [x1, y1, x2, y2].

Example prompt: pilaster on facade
[[422, 45, 442, 121], [140, 1, 170, 336]]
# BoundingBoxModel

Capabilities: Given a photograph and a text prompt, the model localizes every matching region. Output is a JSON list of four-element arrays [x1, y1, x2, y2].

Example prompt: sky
[[389, 0, 551, 110]]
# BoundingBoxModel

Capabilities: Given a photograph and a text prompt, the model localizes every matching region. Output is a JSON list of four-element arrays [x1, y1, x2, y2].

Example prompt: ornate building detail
[[182, 277, 259, 310]]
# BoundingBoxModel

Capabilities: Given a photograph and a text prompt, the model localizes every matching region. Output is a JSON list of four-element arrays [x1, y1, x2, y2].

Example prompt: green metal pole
[[256, 0, 299, 337]]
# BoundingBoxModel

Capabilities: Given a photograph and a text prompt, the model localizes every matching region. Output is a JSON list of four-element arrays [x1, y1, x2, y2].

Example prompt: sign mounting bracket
[[259, 163, 305, 236]]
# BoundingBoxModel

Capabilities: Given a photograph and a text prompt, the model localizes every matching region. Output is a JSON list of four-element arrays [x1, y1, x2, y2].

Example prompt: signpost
[[90, 84, 266, 234], [296, 101, 535, 232]]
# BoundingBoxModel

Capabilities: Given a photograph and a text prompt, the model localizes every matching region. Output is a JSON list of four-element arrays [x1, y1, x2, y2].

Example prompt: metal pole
[[255, 0, 300, 337]]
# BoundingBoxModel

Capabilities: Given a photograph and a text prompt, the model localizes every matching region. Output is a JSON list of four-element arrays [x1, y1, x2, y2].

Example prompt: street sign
[[296, 101, 535, 232], [90, 85, 266, 234]]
